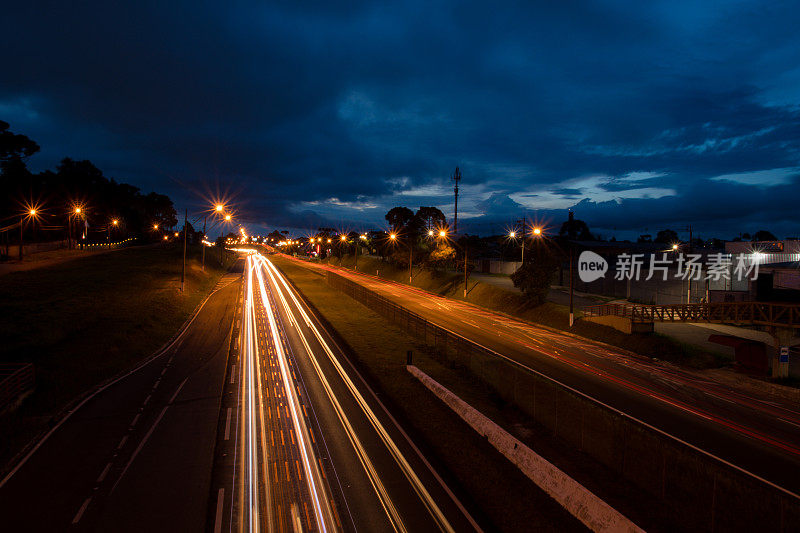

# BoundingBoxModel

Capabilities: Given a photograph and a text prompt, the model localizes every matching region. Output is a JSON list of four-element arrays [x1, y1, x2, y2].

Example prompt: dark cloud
[[1, 1, 798, 236]]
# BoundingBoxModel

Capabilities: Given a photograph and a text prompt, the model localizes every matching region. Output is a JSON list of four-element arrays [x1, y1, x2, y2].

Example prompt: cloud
[[0, 0, 798, 237]]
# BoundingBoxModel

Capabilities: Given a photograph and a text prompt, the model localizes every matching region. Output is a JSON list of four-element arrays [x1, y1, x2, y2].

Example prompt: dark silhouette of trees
[[655, 229, 679, 244], [559, 216, 594, 241], [0, 122, 178, 246], [413, 206, 446, 232], [0, 120, 39, 163], [510, 243, 562, 305], [385, 207, 415, 232], [753, 230, 777, 241]]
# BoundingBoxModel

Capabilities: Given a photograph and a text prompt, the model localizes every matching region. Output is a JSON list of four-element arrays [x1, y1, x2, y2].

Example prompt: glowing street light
[[389, 233, 397, 240], [29, 209, 37, 216], [163, 235, 168, 240], [215, 204, 224, 212], [225, 214, 232, 221], [438, 230, 447, 238], [428, 230, 434, 237], [532, 227, 542, 236], [174, 232, 179, 237], [153, 224, 159, 230], [112, 219, 118, 226], [509, 231, 516, 238], [672, 243, 679, 251], [340, 235, 347, 242]]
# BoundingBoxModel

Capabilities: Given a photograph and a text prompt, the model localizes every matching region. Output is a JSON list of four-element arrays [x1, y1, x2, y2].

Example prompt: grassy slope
[[326, 254, 727, 369], [0, 244, 231, 465], [272, 255, 584, 532]]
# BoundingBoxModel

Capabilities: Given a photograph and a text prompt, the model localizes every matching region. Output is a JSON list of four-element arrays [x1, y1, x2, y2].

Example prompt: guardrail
[[325, 270, 800, 532], [583, 301, 800, 327], [0, 363, 35, 411]]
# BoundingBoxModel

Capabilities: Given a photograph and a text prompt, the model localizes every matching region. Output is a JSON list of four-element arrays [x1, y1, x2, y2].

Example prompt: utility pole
[[452, 166, 461, 235], [201, 216, 207, 272], [408, 243, 413, 285], [19, 217, 24, 261], [569, 245, 574, 327], [354, 238, 358, 271], [181, 209, 187, 292], [464, 246, 468, 298]]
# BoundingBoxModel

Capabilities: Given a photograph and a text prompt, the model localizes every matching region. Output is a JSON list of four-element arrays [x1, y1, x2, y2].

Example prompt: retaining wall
[[325, 270, 800, 532]]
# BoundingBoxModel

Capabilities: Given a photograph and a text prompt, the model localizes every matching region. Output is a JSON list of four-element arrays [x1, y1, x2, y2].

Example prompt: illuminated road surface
[[280, 254, 800, 496], [229, 253, 479, 532]]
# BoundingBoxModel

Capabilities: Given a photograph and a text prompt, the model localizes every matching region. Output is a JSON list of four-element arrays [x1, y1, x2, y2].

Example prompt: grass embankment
[[325, 254, 727, 369], [0, 243, 233, 467], [272, 256, 585, 532]]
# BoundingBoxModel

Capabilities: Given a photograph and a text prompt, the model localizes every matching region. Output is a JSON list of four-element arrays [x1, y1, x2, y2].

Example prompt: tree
[[559, 217, 594, 241], [427, 242, 455, 270], [655, 229, 679, 244], [753, 230, 777, 242], [510, 245, 562, 305], [385, 207, 415, 232], [414, 206, 446, 232], [637, 234, 652, 243], [0, 120, 39, 164]]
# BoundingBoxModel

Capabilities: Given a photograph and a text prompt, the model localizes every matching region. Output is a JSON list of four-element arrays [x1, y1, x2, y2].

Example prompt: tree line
[[1, 120, 178, 249]]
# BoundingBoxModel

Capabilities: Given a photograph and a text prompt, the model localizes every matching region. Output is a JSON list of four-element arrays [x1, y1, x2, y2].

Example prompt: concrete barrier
[[584, 315, 654, 334], [408, 365, 643, 533], [326, 271, 800, 531]]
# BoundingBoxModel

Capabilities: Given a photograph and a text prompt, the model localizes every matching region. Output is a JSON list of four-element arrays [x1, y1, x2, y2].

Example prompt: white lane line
[[230, 364, 236, 384], [96, 462, 112, 484], [71, 497, 92, 524], [161, 367, 168, 376], [214, 488, 225, 533], [142, 394, 152, 406], [111, 378, 188, 493], [224, 407, 232, 440], [130, 413, 140, 427], [117, 435, 128, 450]]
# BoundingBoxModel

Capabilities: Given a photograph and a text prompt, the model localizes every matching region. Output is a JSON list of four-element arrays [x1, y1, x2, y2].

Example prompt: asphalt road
[[284, 256, 800, 496], [210, 252, 482, 532], [0, 270, 242, 531]]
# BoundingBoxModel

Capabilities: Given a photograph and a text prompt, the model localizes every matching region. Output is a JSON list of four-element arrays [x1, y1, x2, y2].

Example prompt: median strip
[[407, 364, 643, 533]]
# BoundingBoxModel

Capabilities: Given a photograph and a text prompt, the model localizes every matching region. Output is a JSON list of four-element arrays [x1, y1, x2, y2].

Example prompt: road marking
[[213, 488, 225, 533], [225, 408, 232, 440], [96, 462, 112, 483], [111, 378, 188, 493], [231, 364, 236, 383], [143, 394, 151, 406], [130, 413, 140, 427], [71, 497, 92, 524], [117, 435, 128, 450]]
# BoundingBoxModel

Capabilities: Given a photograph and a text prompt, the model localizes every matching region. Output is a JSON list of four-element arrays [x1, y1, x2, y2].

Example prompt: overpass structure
[[583, 301, 799, 377], [583, 301, 800, 328]]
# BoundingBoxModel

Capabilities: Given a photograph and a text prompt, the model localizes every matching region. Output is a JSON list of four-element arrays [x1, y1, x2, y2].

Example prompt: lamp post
[[389, 232, 414, 284], [181, 209, 187, 292]]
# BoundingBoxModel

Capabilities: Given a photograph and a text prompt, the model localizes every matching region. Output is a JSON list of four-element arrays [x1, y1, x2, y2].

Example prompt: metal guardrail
[[0, 363, 35, 410], [582, 301, 800, 327]]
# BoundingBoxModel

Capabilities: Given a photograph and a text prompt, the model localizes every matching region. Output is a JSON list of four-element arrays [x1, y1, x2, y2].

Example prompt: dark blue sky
[[2, 1, 799, 239]]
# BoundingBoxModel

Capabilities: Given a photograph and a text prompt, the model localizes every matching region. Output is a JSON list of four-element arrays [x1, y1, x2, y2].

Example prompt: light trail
[[253, 258, 336, 532], [258, 254, 455, 533]]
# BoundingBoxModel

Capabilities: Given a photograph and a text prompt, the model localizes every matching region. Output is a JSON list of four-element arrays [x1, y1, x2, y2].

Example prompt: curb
[[407, 364, 643, 533]]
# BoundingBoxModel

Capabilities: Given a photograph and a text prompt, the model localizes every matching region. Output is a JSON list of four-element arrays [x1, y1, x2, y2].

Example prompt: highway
[[278, 254, 800, 496], [0, 270, 242, 531], [213, 252, 481, 532]]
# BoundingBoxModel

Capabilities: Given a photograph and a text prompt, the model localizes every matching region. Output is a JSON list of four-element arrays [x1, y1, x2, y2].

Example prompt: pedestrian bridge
[[582, 301, 800, 328]]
